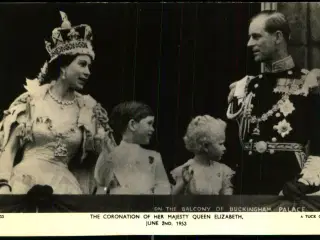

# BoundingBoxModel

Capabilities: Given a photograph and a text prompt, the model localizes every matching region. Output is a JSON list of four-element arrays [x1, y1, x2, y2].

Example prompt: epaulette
[[234, 75, 255, 100]]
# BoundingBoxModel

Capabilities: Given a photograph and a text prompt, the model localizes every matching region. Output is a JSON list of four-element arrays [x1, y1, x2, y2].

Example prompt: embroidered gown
[[227, 56, 320, 195], [170, 159, 235, 195], [0, 79, 116, 194]]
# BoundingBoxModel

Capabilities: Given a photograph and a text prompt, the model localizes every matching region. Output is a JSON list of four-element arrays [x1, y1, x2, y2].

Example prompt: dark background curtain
[[0, 3, 260, 182]]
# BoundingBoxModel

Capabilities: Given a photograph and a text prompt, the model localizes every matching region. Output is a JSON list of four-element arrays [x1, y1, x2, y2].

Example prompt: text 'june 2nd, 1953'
[[89, 213, 244, 227]]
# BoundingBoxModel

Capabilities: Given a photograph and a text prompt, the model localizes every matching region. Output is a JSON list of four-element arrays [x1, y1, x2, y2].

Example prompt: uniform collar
[[264, 55, 295, 73]]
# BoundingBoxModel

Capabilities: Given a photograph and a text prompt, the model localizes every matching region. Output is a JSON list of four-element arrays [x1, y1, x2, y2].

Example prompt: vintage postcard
[[0, 1, 319, 236]]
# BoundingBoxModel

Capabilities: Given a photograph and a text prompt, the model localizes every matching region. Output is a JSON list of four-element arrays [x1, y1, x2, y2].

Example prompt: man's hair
[[251, 10, 291, 43], [109, 101, 154, 138]]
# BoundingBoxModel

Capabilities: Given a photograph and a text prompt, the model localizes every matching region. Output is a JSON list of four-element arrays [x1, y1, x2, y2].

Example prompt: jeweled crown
[[45, 11, 95, 62]]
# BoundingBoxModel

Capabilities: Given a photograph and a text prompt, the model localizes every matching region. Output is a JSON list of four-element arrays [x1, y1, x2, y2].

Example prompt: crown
[[45, 11, 95, 63]]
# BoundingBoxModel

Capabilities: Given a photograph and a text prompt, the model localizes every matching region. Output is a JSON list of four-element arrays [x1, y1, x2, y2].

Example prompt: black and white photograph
[[0, 1, 320, 235]]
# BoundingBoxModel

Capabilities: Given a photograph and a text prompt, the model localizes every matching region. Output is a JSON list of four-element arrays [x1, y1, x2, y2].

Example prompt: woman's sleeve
[[93, 103, 117, 154], [94, 150, 116, 188], [91, 103, 118, 189], [86, 103, 116, 191], [0, 92, 32, 181], [75, 97, 117, 193]]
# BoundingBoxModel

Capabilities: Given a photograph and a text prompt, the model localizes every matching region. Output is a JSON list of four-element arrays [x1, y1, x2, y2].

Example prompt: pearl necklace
[[48, 89, 76, 106]]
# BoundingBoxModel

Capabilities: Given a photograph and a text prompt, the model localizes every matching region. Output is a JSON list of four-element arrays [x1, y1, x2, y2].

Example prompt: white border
[[0, 212, 319, 236]]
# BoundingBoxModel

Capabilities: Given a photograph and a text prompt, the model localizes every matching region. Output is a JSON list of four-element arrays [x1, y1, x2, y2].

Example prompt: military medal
[[279, 98, 295, 117], [273, 119, 292, 138], [247, 77, 297, 139]]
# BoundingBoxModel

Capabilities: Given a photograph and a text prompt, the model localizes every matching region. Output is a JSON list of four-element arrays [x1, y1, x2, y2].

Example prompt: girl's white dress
[[171, 159, 235, 195]]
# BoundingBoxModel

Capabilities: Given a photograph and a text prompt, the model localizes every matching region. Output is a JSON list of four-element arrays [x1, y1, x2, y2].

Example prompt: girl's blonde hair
[[183, 115, 226, 154]]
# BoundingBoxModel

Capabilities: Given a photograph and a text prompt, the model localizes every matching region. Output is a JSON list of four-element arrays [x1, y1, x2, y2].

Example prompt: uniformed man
[[227, 10, 320, 195]]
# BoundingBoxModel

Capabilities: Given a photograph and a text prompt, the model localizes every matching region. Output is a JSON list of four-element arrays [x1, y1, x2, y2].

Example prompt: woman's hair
[[183, 115, 226, 154], [40, 54, 93, 85], [109, 101, 154, 139], [40, 54, 76, 85]]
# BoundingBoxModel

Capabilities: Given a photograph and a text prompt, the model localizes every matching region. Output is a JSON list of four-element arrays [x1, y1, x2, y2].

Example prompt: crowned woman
[[0, 11, 116, 194]]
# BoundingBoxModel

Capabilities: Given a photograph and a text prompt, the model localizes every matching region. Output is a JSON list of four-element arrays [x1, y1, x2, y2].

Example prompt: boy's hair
[[109, 101, 154, 137], [183, 115, 226, 154]]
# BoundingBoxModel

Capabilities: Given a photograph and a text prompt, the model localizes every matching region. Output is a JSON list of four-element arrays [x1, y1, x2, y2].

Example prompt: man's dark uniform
[[227, 56, 320, 195]]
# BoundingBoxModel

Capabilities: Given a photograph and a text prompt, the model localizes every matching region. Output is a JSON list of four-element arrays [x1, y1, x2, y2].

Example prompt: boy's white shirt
[[98, 140, 171, 194]]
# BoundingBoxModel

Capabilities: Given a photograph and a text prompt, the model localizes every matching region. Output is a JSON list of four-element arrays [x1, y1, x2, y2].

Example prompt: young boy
[[94, 101, 171, 194]]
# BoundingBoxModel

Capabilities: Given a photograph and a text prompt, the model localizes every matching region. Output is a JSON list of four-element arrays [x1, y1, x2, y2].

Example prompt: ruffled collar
[[24, 78, 92, 105], [24, 78, 97, 131], [24, 78, 52, 99]]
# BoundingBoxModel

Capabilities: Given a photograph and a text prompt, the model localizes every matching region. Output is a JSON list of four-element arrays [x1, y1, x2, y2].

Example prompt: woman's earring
[[62, 71, 66, 80]]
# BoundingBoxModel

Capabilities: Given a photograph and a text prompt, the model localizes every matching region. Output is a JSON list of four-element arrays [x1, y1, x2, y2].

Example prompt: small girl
[[171, 115, 235, 195]]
